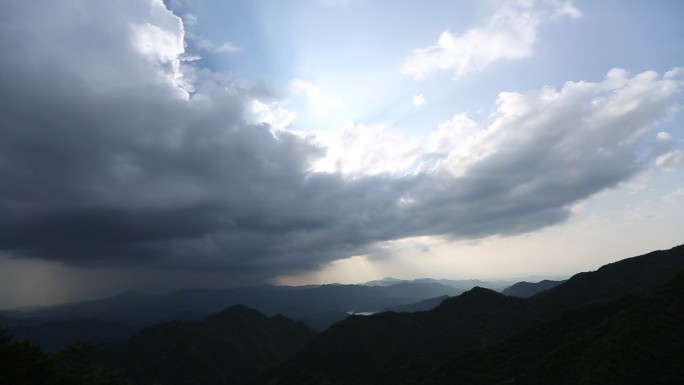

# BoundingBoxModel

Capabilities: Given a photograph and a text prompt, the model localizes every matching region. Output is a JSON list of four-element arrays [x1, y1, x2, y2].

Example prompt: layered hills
[[2, 244, 683, 385], [258, 244, 684, 384], [102, 305, 316, 385], [4, 281, 465, 325], [1, 281, 465, 350], [424, 271, 684, 384]]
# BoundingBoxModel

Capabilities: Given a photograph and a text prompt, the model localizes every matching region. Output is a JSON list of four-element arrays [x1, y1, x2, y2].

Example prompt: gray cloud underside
[[0, 1, 681, 276]]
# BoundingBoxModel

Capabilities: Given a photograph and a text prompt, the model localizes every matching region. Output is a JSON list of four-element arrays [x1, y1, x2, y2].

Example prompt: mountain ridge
[[423, 270, 684, 384], [258, 243, 684, 384], [3, 244, 683, 385], [502, 279, 565, 298], [102, 304, 316, 385], [3, 282, 463, 326]]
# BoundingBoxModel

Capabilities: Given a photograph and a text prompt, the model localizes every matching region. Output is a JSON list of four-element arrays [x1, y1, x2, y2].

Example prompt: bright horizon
[[0, 0, 683, 309]]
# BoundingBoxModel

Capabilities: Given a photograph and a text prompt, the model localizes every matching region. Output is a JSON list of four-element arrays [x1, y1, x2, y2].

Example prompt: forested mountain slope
[[259, 244, 684, 385], [102, 305, 316, 385]]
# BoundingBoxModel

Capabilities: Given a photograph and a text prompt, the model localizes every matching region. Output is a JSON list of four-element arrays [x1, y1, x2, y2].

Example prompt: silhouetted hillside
[[0, 282, 485, 351], [102, 305, 316, 385], [383, 295, 449, 312], [422, 271, 684, 384], [1, 329, 129, 385], [501, 279, 564, 298], [258, 287, 532, 385], [259, 244, 684, 384], [293, 311, 349, 332], [6, 244, 683, 385], [9, 318, 141, 352], [531, 244, 684, 312]]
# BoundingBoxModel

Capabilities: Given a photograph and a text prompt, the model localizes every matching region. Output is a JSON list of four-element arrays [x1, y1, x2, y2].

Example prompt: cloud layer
[[402, 0, 582, 79], [0, 0, 682, 279]]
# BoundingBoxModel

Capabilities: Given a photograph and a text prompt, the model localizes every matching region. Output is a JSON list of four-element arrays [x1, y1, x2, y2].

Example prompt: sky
[[0, 0, 683, 308]]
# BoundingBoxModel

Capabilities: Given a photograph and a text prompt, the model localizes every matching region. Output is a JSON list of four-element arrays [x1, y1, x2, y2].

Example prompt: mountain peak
[[203, 304, 265, 323], [461, 286, 502, 298], [104, 304, 316, 385]]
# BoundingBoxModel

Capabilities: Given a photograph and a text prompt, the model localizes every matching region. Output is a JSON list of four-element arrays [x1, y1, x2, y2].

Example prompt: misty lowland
[[2, 244, 683, 384]]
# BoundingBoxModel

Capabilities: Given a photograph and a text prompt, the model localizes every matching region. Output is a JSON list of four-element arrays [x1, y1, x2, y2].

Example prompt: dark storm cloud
[[0, 1, 682, 277]]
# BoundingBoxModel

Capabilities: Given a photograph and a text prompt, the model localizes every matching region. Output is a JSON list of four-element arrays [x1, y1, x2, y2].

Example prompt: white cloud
[[185, 31, 242, 53], [289, 78, 343, 117], [663, 187, 684, 203], [433, 68, 684, 177], [656, 150, 684, 170], [250, 100, 297, 132], [657, 131, 672, 141], [182, 13, 198, 26], [312, 122, 421, 175], [180, 12, 241, 54], [424, 113, 480, 174], [413, 94, 426, 107], [401, 0, 581, 79], [311, 114, 478, 176], [550, 0, 582, 19], [129, 11, 187, 94], [315, 68, 684, 182], [214, 41, 242, 53]]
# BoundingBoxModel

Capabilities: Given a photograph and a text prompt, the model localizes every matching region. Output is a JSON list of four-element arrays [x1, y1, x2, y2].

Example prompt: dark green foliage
[[51, 341, 130, 385], [294, 311, 349, 332], [261, 244, 684, 385], [9, 318, 142, 352], [421, 297, 636, 384], [0, 328, 129, 385], [423, 272, 684, 385], [0, 328, 53, 385], [259, 288, 534, 385], [4, 245, 683, 385], [532, 244, 684, 311], [102, 305, 316, 385], [550, 271, 684, 385]]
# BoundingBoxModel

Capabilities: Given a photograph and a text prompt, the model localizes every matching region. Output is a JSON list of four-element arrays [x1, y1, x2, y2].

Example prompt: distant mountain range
[[4, 281, 467, 324], [2, 244, 683, 385], [1, 280, 470, 350], [0, 268, 644, 352], [257, 244, 684, 385], [362, 277, 518, 291]]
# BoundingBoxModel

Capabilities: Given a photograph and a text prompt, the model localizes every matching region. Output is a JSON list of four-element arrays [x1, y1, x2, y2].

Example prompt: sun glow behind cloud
[[0, 0, 683, 307], [278, 68, 684, 183]]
